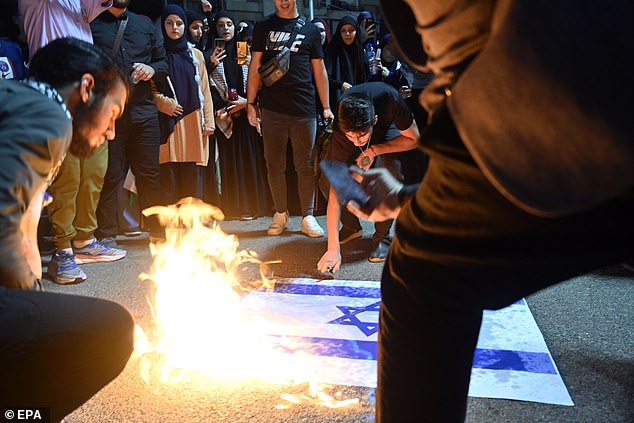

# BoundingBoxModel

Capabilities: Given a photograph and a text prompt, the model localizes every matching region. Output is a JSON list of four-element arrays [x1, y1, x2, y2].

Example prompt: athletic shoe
[[123, 227, 143, 237], [339, 227, 362, 245], [268, 211, 289, 235], [73, 239, 126, 264], [301, 215, 325, 237], [46, 250, 87, 285], [98, 236, 118, 248]]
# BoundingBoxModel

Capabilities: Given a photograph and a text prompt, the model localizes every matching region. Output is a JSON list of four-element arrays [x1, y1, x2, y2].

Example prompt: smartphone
[[214, 37, 226, 50], [236, 41, 248, 65], [319, 160, 371, 212]]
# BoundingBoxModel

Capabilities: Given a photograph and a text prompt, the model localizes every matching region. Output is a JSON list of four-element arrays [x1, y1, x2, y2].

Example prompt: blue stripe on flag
[[271, 335, 556, 374], [271, 283, 381, 299]]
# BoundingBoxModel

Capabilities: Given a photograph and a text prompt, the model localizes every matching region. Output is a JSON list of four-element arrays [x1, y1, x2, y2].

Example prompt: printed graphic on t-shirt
[[266, 31, 306, 53]]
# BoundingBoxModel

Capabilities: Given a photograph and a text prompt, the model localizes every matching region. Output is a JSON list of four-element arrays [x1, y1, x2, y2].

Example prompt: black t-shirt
[[329, 82, 413, 164], [252, 14, 323, 117]]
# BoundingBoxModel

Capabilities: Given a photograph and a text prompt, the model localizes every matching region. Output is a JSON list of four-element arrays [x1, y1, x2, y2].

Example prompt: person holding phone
[[208, 11, 272, 220], [346, 1, 634, 422], [317, 82, 419, 271]]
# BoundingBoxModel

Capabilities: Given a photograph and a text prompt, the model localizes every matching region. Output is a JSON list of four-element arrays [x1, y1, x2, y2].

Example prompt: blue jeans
[[261, 109, 317, 216]]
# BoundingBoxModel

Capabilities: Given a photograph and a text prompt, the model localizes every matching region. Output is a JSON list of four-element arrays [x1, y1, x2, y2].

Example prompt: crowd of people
[[1, 0, 631, 422], [2, 0, 431, 281]]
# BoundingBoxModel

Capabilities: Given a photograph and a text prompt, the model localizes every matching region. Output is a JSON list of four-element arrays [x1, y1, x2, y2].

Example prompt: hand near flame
[[317, 249, 341, 274]]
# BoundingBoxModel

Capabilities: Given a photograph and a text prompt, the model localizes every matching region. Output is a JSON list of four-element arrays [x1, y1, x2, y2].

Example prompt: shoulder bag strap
[[111, 15, 128, 57], [284, 15, 306, 49]]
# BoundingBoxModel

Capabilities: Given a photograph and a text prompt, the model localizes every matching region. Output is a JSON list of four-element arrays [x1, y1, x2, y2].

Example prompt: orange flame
[[134, 197, 358, 409]]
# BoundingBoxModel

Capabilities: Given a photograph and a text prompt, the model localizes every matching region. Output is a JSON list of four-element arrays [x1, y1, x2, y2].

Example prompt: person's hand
[[341, 82, 352, 92], [318, 249, 342, 273], [247, 103, 260, 128], [203, 126, 215, 136], [132, 63, 155, 81], [347, 167, 403, 222], [228, 95, 247, 113], [216, 104, 234, 120], [200, 0, 212, 12], [322, 107, 334, 120], [168, 102, 184, 117], [209, 47, 227, 66], [358, 21, 376, 45], [380, 64, 390, 79]]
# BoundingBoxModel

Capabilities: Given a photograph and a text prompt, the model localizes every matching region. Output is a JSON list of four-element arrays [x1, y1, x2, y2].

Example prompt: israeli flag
[[242, 278, 573, 406]]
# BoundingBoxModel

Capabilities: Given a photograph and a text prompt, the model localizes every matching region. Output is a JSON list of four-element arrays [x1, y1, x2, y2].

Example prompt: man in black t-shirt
[[246, 0, 333, 238], [316, 82, 419, 272]]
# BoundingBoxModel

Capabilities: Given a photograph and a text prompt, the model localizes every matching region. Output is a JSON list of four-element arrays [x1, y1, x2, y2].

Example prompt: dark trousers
[[96, 115, 164, 238], [159, 162, 204, 204], [377, 122, 634, 422], [0, 288, 134, 422]]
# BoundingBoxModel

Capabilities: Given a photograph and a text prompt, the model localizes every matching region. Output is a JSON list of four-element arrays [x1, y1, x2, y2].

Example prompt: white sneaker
[[268, 211, 289, 235], [301, 215, 325, 238]]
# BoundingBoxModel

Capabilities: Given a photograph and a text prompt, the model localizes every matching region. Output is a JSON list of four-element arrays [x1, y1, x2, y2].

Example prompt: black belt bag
[[258, 16, 305, 87]]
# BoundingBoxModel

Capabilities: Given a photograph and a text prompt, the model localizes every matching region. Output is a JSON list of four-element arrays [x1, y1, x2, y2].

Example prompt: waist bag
[[258, 17, 305, 87]]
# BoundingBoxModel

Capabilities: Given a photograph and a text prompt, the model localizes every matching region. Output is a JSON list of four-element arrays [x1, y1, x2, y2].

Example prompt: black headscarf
[[214, 11, 245, 96], [185, 9, 205, 47], [325, 16, 368, 89], [160, 5, 200, 128]]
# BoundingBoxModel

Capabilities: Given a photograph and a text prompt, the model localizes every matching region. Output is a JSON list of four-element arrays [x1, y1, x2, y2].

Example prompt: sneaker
[[268, 211, 289, 236], [123, 227, 143, 237], [46, 250, 87, 285], [339, 227, 362, 245], [301, 215, 325, 238], [98, 236, 118, 248], [368, 240, 390, 263], [73, 239, 126, 264]]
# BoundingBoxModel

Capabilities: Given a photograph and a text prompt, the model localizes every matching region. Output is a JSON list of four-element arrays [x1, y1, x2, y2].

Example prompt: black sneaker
[[369, 240, 390, 263], [339, 227, 362, 245]]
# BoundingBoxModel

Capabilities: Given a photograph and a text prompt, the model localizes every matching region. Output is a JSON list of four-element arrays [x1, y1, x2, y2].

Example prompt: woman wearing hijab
[[311, 17, 331, 51], [324, 16, 369, 111], [208, 11, 271, 220], [153, 4, 215, 204]]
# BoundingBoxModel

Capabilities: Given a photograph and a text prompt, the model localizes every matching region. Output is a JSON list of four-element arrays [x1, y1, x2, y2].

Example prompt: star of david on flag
[[241, 278, 573, 405]]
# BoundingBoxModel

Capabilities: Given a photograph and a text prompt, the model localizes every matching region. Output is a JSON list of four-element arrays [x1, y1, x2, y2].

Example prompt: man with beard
[[0, 38, 134, 422], [91, 0, 169, 245], [19, 0, 129, 285]]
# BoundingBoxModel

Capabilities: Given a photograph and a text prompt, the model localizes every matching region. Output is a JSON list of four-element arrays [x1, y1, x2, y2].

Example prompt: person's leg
[[159, 162, 177, 205], [369, 152, 403, 260], [128, 116, 164, 236], [260, 109, 290, 214], [378, 259, 482, 423], [0, 287, 134, 423], [73, 141, 108, 243], [378, 135, 634, 421], [96, 118, 129, 240], [288, 115, 318, 217], [47, 154, 81, 250]]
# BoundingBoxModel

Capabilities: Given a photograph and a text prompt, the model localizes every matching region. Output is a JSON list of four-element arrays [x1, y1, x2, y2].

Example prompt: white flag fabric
[[241, 278, 573, 406]]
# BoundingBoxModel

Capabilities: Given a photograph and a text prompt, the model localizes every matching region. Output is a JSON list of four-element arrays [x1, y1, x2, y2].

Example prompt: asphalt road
[[43, 215, 633, 423]]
